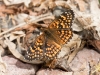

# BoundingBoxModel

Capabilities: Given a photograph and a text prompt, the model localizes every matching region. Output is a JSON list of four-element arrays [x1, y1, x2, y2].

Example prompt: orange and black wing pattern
[[24, 9, 74, 61]]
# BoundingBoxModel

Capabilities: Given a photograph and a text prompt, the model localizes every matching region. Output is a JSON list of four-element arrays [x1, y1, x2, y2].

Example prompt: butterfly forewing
[[48, 9, 74, 44]]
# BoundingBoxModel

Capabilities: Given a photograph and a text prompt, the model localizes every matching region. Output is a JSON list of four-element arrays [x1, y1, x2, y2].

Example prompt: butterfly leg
[[45, 59, 57, 69]]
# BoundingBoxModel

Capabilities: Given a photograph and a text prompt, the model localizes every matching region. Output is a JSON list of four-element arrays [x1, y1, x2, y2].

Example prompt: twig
[[0, 12, 53, 37]]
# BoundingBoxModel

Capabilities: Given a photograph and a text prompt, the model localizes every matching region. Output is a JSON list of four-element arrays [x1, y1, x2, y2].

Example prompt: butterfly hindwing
[[25, 34, 45, 60]]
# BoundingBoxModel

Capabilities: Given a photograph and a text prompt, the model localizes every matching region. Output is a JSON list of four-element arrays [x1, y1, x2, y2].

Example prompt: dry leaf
[[74, 0, 87, 11], [92, 62, 100, 74], [0, 46, 5, 56], [88, 40, 100, 52], [31, 0, 44, 6], [3, 0, 31, 7], [9, 31, 25, 41], [0, 49, 6, 75]]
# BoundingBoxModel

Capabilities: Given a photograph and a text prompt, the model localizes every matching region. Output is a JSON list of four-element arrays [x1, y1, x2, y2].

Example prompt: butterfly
[[24, 9, 74, 62]]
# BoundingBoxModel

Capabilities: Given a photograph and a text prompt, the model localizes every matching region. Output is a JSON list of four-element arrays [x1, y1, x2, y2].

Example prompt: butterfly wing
[[43, 38, 61, 60], [25, 9, 74, 61], [48, 9, 74, 45], [25, 34, 45, 61], [25, 33, 61, 61]]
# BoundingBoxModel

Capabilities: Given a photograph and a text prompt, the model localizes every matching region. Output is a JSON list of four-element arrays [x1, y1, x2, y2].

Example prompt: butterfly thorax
[[42, 28, 63, 45]]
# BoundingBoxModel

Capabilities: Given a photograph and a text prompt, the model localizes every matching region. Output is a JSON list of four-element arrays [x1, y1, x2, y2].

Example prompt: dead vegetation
[[0, 0, 100, 75]]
